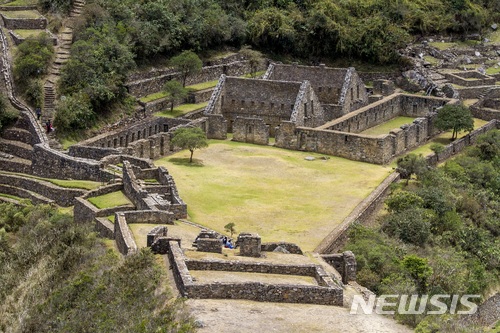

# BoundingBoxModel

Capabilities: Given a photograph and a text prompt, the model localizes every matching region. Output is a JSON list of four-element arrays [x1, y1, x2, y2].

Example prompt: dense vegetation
[[0, 203, 194, 332], [0, 93, 18, 131], [344, 130, 500, 332], [34, 0, 498, 133]]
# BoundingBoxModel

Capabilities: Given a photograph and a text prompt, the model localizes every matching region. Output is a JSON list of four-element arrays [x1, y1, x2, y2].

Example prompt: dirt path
[[187, 299, 413, 333]]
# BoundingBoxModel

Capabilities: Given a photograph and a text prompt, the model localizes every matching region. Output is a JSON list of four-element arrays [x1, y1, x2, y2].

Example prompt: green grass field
[[155, 140, 392, 251], [88, 191, 133, 209], [0, 10, 40, 18], [154, 101, 208, 118], [361, 116, 415, 136], [13, 29, 45, 38]]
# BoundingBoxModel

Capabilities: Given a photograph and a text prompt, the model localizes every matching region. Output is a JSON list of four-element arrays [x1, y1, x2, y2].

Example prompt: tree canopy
[[170, 51, 202, 87], [163, 80, 188, 112], [171, 127, 208, 162], [434, 104, 474, 140]]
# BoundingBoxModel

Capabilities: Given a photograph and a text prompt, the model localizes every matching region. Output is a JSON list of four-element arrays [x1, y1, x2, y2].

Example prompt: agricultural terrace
[[155, 140, 392, 252]]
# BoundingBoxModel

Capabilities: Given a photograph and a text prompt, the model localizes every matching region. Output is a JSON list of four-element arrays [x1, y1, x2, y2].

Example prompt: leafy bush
[[54, 92, 96, 131]]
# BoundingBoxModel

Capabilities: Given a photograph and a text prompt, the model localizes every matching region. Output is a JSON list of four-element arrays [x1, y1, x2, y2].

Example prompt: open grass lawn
[[154, 101, 208, 118], [360, 116, 415, 136], [13, 29, 44, 38], [0, 10, 41, 18], [403, 118, 489, 159], [186, 79, 219, 91], [140, 91, 167, 103], [88, 191, 132, 209], [155, 140, 392, 252]]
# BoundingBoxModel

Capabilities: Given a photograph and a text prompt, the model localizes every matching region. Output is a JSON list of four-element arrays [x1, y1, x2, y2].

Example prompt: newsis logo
[[350, 294, 480, 315]]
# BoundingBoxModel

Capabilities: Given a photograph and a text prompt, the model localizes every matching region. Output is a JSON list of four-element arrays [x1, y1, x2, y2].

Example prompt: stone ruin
[[194, 230, 222, 254], [237, 232, 262, 257]]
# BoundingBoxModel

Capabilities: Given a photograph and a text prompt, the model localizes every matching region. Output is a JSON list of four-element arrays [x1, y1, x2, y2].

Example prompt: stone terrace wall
[[1, 14, 47, 29], [261, 242, 303, 255], [232, 117, 269, 145], [0, 173, 85, 206], [32, 144, 114, 181], [126, 59, 266, 98], [444, 71, 496, 87], [9, 30, 56, 46]]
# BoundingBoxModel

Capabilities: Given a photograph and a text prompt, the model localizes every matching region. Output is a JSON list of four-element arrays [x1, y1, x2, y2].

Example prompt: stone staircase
[[42, 0, 86, 126]]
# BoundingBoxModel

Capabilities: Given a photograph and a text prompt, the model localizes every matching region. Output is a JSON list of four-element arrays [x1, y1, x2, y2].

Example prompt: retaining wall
[[0, 14, 47, 29], [114, 212, 138, 256]]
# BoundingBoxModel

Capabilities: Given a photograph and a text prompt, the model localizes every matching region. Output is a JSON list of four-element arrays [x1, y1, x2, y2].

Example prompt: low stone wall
[[0, 173, 85, 206], [0, 5, 37, 10], [444, 71, 495, 87], [114, 212, 138, 256], [1, 14, 47, 29], [32, 144, 114, 181], [321, 251, 357, 284], [0, 184, 53, 205], [120, 210, 174, 224], [261, 242, 303, 255], [186, 259, 317, 276], [196, 238, 222, 253], [315, 172, 401, 254], [95, 217, 114, 239], [471, 106, 500, 121], [188, 88, 214, 104], [2, 127, 32, 144], [168, 241, 342, 306], [457, 86, 491, 99], [0, 156, 31, 173], [9, 29, 56, 46]]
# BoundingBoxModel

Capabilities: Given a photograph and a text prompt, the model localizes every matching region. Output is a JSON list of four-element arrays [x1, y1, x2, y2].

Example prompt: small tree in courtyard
[[163, 80, 188, 112], [434, 103, 474, 140], [170, 50, 202, 87], [224, 223, 236, 238], [171, 127, 208, 163]]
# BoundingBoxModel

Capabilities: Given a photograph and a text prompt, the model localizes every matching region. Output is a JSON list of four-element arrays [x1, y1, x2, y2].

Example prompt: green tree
[[171, 127, 208, 163], [386, 191, 424, 213], [396, 153, 428, 184], [240, 46, 264, 78], [224, 222, 236, 237], [434, 104, 474, 140], [53, 92, 95, 132], [170, 50, 202, 87], [402, 255, 433, 293], [163, 80, 188, 112], [383, 208, 432, 246], [13, 33, 54, 88]]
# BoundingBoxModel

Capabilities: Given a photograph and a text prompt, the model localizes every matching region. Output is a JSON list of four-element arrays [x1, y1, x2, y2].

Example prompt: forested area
[[344, 131, 500, 332], [0, 204, 194, 332], [25, 0, 499, 133]]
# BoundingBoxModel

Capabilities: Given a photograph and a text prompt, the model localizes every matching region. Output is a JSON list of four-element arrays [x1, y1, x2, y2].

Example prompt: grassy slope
[[155, 140, 392, 252]]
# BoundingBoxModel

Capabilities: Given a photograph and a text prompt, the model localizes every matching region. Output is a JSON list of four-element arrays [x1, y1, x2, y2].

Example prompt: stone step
[[0, 138, 33, 160], [0, 184, 54, 206], [0, 155, 31, 174]]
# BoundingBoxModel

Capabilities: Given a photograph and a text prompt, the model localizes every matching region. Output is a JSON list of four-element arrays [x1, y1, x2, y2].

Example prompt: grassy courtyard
[[155, 140, 392, 252], [88, 191, 133, 209], [361, 116, 415, 136]]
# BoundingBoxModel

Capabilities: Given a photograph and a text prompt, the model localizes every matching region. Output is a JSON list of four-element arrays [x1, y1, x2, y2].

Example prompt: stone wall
[[32, 144, 114, 182], [9, 29, 56, 46], [0, 184, 53, 205], [444, 71, 496, 87], [1, 14, 47, 29], [261, 242, 303, 255], [126, 59, 265, 98], [196, 238, 222, 253], [114, 212, 138, 256], [232, 117, 269, 145], [166, 242, 343, 306], [0, 173, 85, 206], [321, 251, 357, 284]]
